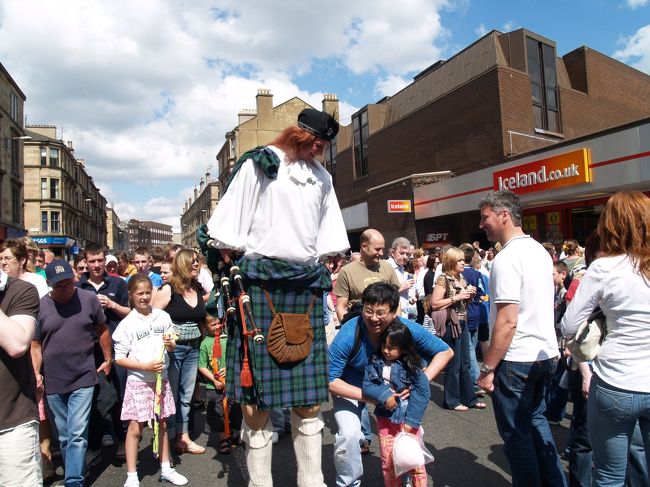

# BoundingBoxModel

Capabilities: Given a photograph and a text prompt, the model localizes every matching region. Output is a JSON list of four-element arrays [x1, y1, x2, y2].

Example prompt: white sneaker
[[160, 469, 188, 486], [123, 475, 139, 487]]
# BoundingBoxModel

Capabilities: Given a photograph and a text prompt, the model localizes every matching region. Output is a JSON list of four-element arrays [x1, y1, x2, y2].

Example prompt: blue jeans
[[360, 403, 372, 443], [588, 374, 650, 487], [468, 328, 479, 388], [47, 386, 94, 487], [567, 366, 591, 487], [333, 396, 366, 487], [167, 342, 200, 438], [492, 358, 567, 487], [442, 323, 477, 408]]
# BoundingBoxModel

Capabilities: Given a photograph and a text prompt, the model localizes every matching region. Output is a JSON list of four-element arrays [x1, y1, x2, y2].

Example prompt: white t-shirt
[[561, 255, 650, 392], [20, 271, 49, 298], [197, 267, 214, 294], [489, 235, 558, 362], [206, 146, 350, 265], [112, 308, 175, 383]]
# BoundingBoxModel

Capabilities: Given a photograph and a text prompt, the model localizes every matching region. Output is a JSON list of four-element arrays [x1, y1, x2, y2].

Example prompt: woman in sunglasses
[[153, 249, 207, 455]]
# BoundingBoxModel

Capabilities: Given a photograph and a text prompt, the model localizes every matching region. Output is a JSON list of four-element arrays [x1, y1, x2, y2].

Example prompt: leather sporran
[[264, 290, 315, 364]]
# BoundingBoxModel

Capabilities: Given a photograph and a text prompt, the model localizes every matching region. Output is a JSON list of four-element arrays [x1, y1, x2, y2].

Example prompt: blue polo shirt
[[328, 316, 449, 388], [126, 271, 163, 288], [77, 272, 129, 334]]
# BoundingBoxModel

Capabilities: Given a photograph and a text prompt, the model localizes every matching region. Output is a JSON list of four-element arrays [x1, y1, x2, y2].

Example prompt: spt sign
[[387, 200, 412, 213]]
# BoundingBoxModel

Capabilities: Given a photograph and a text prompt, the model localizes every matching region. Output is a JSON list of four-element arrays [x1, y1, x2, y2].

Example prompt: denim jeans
[[588, 374, 650, 487], [492, 358, 567, 487], [442, 323, 477, 408], [47, 386, 94, 487], [468, 328, 479, 389], [333, 396, 366, 486], [567, 366, 591, 487], [167, 342, 200, 438], [546, 358, 569, 423], [360, 403, 372, 443]]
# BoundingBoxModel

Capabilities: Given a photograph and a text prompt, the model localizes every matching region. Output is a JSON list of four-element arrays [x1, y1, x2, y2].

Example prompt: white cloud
[[626, 0, 648, 8], [0, 0, 453, 230], [475, 24, 489, 37], [375, 75, 412, 98], [614, 24, 650, 74]]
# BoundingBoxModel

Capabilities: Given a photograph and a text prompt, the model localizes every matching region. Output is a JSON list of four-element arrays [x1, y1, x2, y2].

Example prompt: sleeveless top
[[163, 282, 206, 341]]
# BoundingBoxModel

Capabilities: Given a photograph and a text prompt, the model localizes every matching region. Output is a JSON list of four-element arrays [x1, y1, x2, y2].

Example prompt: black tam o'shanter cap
[[297, 108, 339, 141]]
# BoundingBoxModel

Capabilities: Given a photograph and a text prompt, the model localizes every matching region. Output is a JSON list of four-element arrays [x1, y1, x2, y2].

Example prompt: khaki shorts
[[0, 421, 42, 487]]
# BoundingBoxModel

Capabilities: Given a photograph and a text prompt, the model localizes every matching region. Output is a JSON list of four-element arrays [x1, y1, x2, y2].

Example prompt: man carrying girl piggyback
[[112, 274, 188, 487]]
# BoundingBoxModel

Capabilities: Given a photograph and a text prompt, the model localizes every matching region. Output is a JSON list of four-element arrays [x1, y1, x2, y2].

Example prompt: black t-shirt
[[0, 277, 40, 429]]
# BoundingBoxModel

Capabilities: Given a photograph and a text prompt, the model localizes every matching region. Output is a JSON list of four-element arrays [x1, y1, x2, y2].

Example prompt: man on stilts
[[204, 108, 349, 487]]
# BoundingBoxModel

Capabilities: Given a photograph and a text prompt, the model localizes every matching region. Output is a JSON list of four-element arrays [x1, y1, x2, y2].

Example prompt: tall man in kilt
[[205, 108, 349, 487]]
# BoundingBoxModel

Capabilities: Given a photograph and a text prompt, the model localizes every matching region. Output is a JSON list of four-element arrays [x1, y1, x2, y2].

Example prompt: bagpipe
[[198, 224, 264, 395]]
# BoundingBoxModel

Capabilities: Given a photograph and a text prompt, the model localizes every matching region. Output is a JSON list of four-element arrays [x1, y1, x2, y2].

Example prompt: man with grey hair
[[387, 237, 415, 319], [477, 190, 566, 487]]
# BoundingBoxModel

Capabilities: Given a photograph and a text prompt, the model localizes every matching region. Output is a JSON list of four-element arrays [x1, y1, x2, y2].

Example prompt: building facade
[[127, 219, 173, 251], [106, 206, 128, 252], [331, 28, 650, 248], [180, 174, 219, 250], [0, 62, 28, 241], [23, 125, 107, 258]]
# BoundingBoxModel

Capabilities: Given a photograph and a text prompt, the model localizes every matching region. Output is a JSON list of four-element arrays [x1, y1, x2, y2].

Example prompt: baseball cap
[[45, 259, 75, 285]]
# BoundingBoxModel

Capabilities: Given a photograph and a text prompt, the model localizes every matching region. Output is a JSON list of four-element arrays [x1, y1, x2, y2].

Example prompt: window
[[352, 109, 369, 178], [12, 186, 20, 223], [325, 137, 337, 186], [527, 37, 560, 132], [10, 92, 18, 121], [50, 178, 60, 199], [41, 211, 48, 232], [41, 178, 48, 199], [11, 139, 19, 175], [41, 147, 48, 166], [51, 212, 60, 233], [50, 148, 59, 167]]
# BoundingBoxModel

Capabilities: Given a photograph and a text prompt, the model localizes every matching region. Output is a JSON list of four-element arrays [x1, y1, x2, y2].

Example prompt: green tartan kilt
[[224, 283, 329, 410]]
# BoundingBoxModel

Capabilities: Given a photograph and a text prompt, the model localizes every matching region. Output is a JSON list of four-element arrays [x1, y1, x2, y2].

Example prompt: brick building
[[127, 219, 173, 251], [332, 28, 650, 248]]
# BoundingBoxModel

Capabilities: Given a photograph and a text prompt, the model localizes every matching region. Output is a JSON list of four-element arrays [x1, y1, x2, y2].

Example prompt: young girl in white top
[[112, 274, 188, 487]]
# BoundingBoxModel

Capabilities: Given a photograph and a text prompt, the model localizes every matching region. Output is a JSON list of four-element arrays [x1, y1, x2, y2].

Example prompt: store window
[[353, 109, 368, 179], [51, 212, 60, 233], [527, 37, 560, 133], [41, 211, 48, 232]]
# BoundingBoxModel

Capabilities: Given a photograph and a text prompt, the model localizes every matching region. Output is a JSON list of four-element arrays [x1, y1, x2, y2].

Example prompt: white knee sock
[[290, 410, 326, 487], [241, 419, 274, 487]]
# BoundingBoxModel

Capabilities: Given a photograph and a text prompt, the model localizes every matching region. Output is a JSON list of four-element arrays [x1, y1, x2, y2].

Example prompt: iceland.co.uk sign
[[493, 148, 592, 195]]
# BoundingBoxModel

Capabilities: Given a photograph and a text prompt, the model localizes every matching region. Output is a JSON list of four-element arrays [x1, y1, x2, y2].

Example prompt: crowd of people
[[0, 106, 648, 487]]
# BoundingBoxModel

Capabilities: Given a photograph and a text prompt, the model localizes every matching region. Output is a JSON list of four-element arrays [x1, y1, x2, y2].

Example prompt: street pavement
[[47, 376, 570, 486]]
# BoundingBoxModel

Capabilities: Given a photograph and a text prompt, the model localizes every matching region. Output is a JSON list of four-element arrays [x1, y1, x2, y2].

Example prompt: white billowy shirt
[[207, 146, 349, 265]]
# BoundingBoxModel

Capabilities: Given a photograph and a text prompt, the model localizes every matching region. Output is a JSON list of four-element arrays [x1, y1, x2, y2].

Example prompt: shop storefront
[[413, 118, 650, 247], [30, 235, 78, 260]]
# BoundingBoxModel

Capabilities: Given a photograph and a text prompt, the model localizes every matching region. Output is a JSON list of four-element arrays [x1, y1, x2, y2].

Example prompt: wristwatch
[[480, 363, 495, 374]]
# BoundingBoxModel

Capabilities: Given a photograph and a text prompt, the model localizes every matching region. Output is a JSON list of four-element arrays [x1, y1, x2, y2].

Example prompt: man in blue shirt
[[329, 282, 453, 487]]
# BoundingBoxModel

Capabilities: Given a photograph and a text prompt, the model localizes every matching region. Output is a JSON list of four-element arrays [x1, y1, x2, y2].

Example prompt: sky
[[1, 0, 649, 232]]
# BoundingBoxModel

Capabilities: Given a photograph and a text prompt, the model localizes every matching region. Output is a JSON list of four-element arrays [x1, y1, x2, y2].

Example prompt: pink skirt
[[121, 377, 176, 423]]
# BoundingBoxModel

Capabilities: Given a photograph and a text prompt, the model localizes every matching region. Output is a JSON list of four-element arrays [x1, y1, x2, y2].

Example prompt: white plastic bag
[[392, 427, 435, 477]]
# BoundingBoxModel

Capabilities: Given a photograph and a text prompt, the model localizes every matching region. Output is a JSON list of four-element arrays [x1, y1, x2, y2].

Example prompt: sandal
[[452, 404, 469, 411], [174, 441, 205, 455], [472, 402, 487, 410], [218, 438, 233, 455]]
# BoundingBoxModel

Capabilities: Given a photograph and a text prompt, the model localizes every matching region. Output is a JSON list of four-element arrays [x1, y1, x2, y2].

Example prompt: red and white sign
[[387, 200, 412, 213]]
